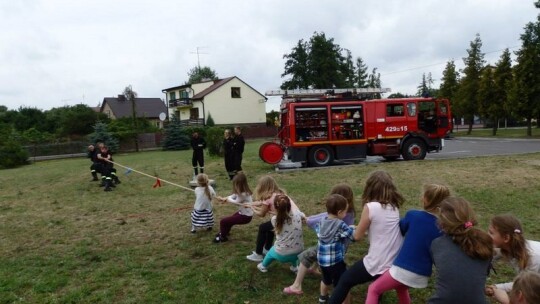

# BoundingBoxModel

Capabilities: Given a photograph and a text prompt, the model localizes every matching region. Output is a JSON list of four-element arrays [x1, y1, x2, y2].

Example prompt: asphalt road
[[425, 137, 540, 160]]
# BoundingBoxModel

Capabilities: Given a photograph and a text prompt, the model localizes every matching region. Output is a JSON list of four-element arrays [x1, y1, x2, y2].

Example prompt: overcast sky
[[0, 0, 537, 112]]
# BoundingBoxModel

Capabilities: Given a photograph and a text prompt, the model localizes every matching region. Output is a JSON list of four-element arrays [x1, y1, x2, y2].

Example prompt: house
[[162, 76, 267, 126], [100, 95, 168, 129]]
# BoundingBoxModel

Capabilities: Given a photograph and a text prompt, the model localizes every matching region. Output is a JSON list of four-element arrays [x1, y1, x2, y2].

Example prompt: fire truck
[[259, 88, 453, 167]]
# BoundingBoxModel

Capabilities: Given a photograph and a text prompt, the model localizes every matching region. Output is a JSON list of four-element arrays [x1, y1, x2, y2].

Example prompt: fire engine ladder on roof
[[265, 88, 391, 97]]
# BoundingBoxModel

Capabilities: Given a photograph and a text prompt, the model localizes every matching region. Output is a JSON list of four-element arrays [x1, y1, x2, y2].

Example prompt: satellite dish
[[159, 112, 166, 121]]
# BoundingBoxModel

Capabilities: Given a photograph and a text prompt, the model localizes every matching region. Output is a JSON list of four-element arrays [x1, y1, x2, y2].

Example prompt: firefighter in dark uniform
[[232, 127, 245, 175], [223, 129, 235, 180], [97, 144, 120, 191], [87, 144, 100, 181], [190, 132, 206, 178]]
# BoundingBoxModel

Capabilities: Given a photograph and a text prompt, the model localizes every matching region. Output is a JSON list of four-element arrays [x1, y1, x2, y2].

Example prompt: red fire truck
[[259, 88, 452, 167]]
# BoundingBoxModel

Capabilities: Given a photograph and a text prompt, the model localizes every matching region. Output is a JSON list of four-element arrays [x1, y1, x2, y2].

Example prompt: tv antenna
[[190, 46, 209, 70]]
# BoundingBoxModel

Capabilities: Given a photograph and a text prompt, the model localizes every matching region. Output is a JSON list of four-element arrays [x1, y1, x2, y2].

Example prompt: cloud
[[0, 0, 537, 111]]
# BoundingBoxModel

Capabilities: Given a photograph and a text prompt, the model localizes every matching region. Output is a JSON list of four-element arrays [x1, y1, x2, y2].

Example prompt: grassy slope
[[0, 139, 539, 303]]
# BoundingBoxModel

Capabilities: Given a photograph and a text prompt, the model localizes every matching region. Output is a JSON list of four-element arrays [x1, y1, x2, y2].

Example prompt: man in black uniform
[[232, 127, 245, 175], [190, 132, 206, 178], [97, 144, 120, 191], [87, 144, 100, 181]]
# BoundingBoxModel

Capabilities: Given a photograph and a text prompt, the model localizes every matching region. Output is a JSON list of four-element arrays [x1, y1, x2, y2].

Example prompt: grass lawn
[[453, 126, 540, 138], [1, 138, 539, 303]]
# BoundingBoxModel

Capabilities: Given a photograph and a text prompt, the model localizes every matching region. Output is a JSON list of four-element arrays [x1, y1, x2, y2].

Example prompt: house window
[[180, 91, 189, 99], [231, 87, 241, 98], [169, 92, 176, 101], [190, 108, 199, 120]]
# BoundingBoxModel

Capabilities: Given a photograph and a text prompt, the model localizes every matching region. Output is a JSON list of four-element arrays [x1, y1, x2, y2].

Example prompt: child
[[213, 172, 253, 243], [366, 184, 451, 304], [317, 194, 356, 304], [190, 173, 216, 233], [284, 183, 356, 296], [509, 271, 540, 304], [329, 170, 405, 304], [246, 175, 301, 262], [257, 194, 304, 273], [485, 214, 540, 304], [428, 197, 493, 303]]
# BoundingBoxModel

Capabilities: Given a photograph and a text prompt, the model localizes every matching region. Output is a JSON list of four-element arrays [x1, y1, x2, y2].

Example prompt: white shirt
[[495, 239, 540, 291], [363, 201, 404, 276], [271, 210, 304, 255], [226, 192, 253, 216], [193, 186, 215, 210]]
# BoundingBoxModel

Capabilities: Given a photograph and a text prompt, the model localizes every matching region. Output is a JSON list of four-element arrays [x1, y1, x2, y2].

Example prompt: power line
[[380, 45, 520, 76]]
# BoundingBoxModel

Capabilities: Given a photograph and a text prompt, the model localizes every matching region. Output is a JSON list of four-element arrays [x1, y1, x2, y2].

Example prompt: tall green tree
[[512, 8, 540, 136], [88, 122, 119, 153], [281, 40, 310, 89], [367, 68, 382, 98], [308, 32, 346, 88], [438, 60, 460, 99], [477, 66, 497, 133], [457, 34, 485, 134], [417, 73, 436, 97], [342, 49, 356, 88], [187, 66, 218, 84], [492, 49, 513, 131], [355, 57, 369, 88], [161, 116, 190, 151], [45, 104, 106, 138], [281, 32, 373, 90]]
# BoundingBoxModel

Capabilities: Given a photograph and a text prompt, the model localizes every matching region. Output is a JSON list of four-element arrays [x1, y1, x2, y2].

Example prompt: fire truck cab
[[259, 88, 452, 167]]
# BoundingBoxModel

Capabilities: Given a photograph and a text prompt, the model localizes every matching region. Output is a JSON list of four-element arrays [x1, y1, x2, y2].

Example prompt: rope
[[106, 160, 195, 192]]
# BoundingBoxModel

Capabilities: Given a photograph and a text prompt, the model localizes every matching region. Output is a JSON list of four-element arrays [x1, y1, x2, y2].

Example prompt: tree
[[477, 66, 497, 133], [123, 86, 139, 152], [161, 116, 190, 151], [88, 122, 119, 153], [281, 40, 310, 89], [0, 124, 28, 169], [457, 34, 485, 134], [342, 49, 356, 87], [187, 66, 218, 84], [13, 107, 47, 132], [439, 60, 460, 99], [355, 57, 369, 88], [45, 104, 106, 138], [512, 9, 540, 136], [308, 32, 347, 88], [367, 68, 382, 98], [492, 49, 513, 131], [206, 112, 215, 127]]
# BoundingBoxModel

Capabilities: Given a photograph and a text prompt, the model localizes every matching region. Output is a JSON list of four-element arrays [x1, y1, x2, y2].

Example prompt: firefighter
[[97, 144, 120, 191], [87, 144, 100, 181], [190, 132, 206, 178], [232, 127, 245, 174], [223, 129, 235, 180]]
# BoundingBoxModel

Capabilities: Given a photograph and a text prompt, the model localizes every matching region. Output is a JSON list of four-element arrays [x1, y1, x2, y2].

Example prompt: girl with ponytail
[[428, 197, 493, 303], [485, 214, 540, 304]]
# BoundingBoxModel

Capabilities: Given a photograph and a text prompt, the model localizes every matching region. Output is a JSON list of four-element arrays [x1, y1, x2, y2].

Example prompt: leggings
[[366, 270, 410, 304], [261, 246, 300, 268], [219, 212, 252, 237], [255, 221, 274, 254], [328, 258, 379, 304]]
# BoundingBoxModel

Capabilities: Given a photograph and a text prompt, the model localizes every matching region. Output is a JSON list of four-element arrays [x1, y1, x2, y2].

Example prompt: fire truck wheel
[[308, 146, 334, 167], [402, 138, 427, 160]]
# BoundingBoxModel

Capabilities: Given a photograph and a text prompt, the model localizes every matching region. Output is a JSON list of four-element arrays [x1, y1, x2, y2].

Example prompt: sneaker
[[257, 263, 268, 273], [246, 251, 264, 262], [213, 234, 228, 243], [262, 248, 269, 255], [191, 228, 196, 234], [289, 265, 298, 273], [319, 294, 329, 303]]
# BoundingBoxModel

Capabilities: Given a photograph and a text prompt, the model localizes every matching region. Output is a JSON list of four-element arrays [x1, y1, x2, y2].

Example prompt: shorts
[[298, 246, 317, 268], [321, 261, 347, 287]]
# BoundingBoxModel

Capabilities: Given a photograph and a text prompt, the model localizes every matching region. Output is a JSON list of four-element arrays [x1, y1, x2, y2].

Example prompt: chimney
[[118, 94, 126, 102]]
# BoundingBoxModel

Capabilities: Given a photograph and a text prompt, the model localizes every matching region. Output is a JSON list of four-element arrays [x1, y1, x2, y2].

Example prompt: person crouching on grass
[[256, 194, 304, 273], [317, 194, 356, 304]]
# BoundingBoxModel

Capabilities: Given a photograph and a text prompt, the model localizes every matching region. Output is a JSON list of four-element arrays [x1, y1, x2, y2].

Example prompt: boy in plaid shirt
[[316, 194, 356, 303]]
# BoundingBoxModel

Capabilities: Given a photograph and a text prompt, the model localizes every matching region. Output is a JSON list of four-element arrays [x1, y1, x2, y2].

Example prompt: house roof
[[101, 96, 167, 119], [191, 76, 267, 101]]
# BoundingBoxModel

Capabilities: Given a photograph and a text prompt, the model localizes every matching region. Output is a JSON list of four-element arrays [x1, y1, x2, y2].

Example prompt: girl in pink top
[[328, 170, 404, 304]]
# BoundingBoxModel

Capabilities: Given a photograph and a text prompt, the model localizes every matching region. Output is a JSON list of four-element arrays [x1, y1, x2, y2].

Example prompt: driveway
[[425, 137, 540, 160]]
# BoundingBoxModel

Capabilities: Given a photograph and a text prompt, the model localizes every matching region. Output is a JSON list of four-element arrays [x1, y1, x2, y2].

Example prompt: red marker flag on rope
[[152, 178, 162, 188]]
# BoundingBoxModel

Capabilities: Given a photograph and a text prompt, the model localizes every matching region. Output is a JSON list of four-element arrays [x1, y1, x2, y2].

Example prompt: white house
[[162, 76, 267, 126]]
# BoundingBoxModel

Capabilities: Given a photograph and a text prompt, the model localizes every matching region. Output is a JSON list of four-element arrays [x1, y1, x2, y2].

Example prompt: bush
[[205, 126, 227, 156], [87, 122, 119, 152], [162, 117, 191, 150], [0, 139, 29, 169]]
